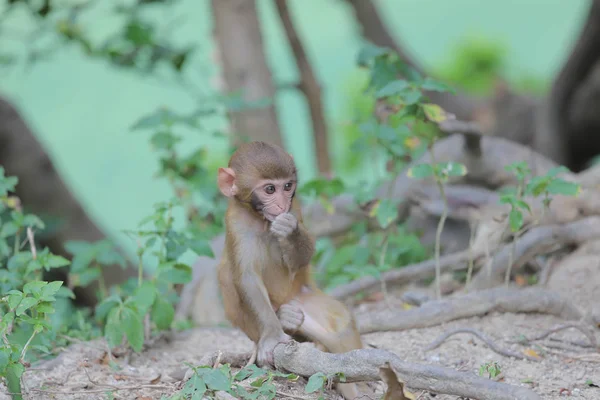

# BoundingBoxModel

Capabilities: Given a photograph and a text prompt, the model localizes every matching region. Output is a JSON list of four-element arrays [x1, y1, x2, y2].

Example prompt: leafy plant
[[167, 363, 298, 400], [0, 168, 76, 399], [479, 361, 502, 379], [500, 164, 580, 285]]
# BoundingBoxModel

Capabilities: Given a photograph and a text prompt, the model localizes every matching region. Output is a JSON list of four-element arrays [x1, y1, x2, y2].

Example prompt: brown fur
[[216, 141, 369, 399]]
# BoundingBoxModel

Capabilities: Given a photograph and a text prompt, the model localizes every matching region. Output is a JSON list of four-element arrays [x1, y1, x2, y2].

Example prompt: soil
[[2, 243, 599, 400]]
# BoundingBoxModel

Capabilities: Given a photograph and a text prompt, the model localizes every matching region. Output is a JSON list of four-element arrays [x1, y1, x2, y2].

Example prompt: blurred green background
[[0, 0, 588, 252]]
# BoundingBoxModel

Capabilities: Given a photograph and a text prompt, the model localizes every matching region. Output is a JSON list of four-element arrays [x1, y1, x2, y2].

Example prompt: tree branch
[[274, 0, 332, 176]]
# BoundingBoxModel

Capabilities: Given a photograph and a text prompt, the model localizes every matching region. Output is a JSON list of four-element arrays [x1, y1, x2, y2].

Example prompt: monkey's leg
[[292, 291, 373, 400]]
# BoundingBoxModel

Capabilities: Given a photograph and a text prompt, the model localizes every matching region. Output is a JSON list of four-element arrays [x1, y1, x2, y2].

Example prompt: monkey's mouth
[[261, 208, 288, 222]]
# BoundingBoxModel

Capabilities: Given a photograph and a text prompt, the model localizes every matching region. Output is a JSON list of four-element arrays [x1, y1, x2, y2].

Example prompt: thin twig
[[525, 323, 598, 348], [425, 327, 541, 361]]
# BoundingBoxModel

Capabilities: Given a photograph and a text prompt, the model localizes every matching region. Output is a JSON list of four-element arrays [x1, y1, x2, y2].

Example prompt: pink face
[[253, 178, 296, 221]]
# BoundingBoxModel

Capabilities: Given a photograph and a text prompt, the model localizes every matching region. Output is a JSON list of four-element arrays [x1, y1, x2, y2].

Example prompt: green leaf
[[15, 296, 38, 316], [40, 281, 63, 301], [375, 80, 410, 98], [400, 88, 422, 105], [105, 306, 125, 348], [407, 163, 434, 179], [514, 199, 532, 213], [356, 42, 389, 66], [371, 199, 397, 229], [35, 301, 56, 314], [509, 209, 523, 232], [5, 362, 25, 399], [158, 263, 192, 284], [420, 77, 455, 93], [122, 306, 145, 352], [546, 179, 581, 196], [0, 221, 18, 238], [23, 281, 46, 297], [150, 296, 175, 330], [150, 131, 181, 150], [133, 281, 156, 314], [187, 238, 214, 258], [0, 348, 9, 371], [45, 254, 70, 269], [0, 167, 18, 197], [7, 292, 23, 310], [203, 368, 231, 391], [182, 374, 207, 398], [526, 176, 550, 196], [305, 372, 326, 393]]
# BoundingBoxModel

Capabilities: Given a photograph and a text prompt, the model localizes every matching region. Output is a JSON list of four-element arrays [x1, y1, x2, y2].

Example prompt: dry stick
[[274, 341, 541, 400], [425, 328, 541, 361], [356, 287, 582, 334], [275, 0, 332, 176]]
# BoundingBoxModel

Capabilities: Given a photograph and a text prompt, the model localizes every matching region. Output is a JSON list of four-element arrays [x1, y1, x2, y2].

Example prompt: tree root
[[425, 327, 541, 361], [355, 287, 582, 334], [522, 323, 599, 349], [329, 250, 474, 300], [273, 341, 542, 400], [469, 216, 600, 289]]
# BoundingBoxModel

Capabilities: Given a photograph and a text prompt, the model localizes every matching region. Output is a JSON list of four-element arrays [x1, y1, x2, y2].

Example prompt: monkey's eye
[[284, 182, 293, 191], [265, 185, 276, 194]]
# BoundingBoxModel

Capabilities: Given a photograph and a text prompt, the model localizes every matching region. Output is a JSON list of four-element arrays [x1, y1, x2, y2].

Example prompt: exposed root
[[273, 341, 542, 400], [356, 287, 582, 333], [523, 323, 598, 349], [425, 327, 541, 361], [469, 216, 600, 289]]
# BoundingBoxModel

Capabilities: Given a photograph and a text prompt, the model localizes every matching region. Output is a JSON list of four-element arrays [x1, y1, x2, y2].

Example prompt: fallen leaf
[[523, 348, 542, 359], [150, 374, 162, 384], [379, 362, 416, 400]]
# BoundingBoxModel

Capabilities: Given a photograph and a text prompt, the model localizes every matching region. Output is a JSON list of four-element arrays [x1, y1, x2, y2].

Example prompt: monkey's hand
[[276, 299, 304, 334], [256, 330, 292, 368], [270, 213, 298, 239]]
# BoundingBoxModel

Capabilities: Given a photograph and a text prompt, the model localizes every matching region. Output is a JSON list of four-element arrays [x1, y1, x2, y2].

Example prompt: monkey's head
[[217, 141, 297, 222]]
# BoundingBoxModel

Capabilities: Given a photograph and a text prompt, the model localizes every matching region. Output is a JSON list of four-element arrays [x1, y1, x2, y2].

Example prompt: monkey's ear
[[218, 167, 238, 197]]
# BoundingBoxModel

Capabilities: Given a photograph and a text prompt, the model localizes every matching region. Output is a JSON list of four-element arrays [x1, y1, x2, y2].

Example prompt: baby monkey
[[216, 141, 368, 399]]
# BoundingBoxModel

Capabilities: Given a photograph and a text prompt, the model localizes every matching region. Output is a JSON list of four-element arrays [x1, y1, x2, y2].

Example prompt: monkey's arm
[[280, 223, 315, 270], [235, 267, 291, 366], [271, 212, 315, 271], [237, 269, 285, 335]]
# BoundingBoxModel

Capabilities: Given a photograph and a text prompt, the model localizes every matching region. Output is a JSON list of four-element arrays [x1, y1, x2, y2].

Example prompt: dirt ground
[[2, 245, 599, 400]]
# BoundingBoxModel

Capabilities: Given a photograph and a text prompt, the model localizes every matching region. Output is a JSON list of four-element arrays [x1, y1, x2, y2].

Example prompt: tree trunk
[[274, 0, 332, 176], [0, 95, 138, 307], [343, 0, 478, 121], [538, 0, 600, 171], [211, 0, 284, 148]]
